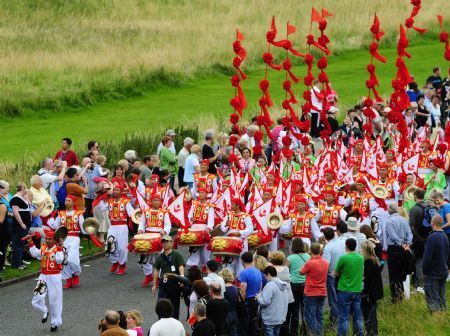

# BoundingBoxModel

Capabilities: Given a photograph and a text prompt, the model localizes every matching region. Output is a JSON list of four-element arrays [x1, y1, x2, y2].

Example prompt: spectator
[[359, 225, 383, 263], [206, 281, 228, 336], [340, 117, 353, 147], [84, 149, 101, 217], [87, 140, 99, 152], [151, 235, 185, 320], [149, 299, 185, 336], [202, 129, 221, 175], [407, 82, 421, 102], [322, 226, 345, 328], [10, 182, 32, 269], [428, 94, 442, 127], [177, 137, 194, 188], [54, 137, 79, 167], [285, 238, 310, 335], [192, 301, 215, 336], [334, 238, 364, 336], [415, 94, 431, 130], [159, 136, 178, 192], [238, 251, 262, 336], [409, 188, 428, 292], [37, 158, 67, 191], [240, 125, 259, 149], [257, 265, 289, 336], [253, 254, 269, 288], [219, 268, 239, 336], [157, 130, 177, 155], [326, 106, 340, 134], [361, 241, 383, 336], [190, 280, 210, 317], [423, 215, 449, 313], [126, 310, 144, 336], [432, 191, 450, 280], [167, 267, 202, 320], [100, 310, 128, 336], [386, 203, 413, 303], [270, 250, 294, 334], [141, 155, 162, 182], [346, 217, 367, 252], [300, 243, 329, 336], [0, 186, 8, 278], [184, 144, 201, 189], [29, 175, 53, 208], [27, 190, 47, 245], [203, 260, 225, 295], [65, 167, 88, 211], [238, 148, 256, 175], [426, 66, 443, 90]]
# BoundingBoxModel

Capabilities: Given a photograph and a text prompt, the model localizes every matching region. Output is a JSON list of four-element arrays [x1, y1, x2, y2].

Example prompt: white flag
[[402, 153, 419, 174], [252, 199, 272, 235], [167, 190, 186, 228]]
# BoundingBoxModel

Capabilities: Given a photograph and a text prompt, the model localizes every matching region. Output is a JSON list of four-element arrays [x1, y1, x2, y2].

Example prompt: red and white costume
[[287, 212, 321, 246], [192, 173, 217, 199], [186, 200, 215, 267], [316, 203, 347, 231], [220, 210, 253, 276], [107, 197, 134, 267], [138, 207, 171, 276], [48, 210, 84, 281], [29, 241, 64, 329]]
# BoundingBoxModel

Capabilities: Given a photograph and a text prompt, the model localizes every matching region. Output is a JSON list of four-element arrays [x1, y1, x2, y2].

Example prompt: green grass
[[323, 284, 450, 336], [1, 238, 102, 281], [0, 41, 446, 161]]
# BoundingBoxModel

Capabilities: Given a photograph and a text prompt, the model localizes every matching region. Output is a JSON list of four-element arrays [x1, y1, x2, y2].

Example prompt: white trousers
[[142, 254, 157, 276], [186, 245, 211, 267], [32, 273, 63, 327], [106, 225, 128, 265], [62, 236, 81, 279]]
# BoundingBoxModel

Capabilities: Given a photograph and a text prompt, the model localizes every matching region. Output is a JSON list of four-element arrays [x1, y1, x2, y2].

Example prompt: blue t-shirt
[[439, 203, 450, 233], [238, 266, 262, 299], [30, 204, 42, 228]]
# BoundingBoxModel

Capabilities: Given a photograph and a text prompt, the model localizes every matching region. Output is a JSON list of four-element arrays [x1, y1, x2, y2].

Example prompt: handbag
[[236, 291, 247, 319]]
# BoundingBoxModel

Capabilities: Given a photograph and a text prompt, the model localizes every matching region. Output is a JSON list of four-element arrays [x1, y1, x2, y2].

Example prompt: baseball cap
[[160, 235, 173, 242]]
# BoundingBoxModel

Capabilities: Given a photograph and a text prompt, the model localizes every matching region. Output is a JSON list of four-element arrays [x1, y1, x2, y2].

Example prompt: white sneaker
[[23, 260, 31, 265], [417, 287, 425, 294]]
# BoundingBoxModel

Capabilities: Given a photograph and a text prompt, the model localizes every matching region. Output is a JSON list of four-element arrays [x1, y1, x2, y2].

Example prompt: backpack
[[419, 204, 438, 228], [56, 181, 68, 206]]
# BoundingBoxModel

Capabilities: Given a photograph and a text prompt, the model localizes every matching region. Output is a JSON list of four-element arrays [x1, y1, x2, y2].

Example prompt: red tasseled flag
[[397, 24, 412, 58], [287, 23, 297, 35], [262, 52, 282, 71], [311, 7, 322, 23], [321, 8, 334, 18], [438, 15, 444, 28], [370, 14, 385, 41], [282, 58, 301, 83], [306, 35, 330, 55], [259, 79, 274, 107], [369, 42, 387, 63], [236, 29, 244, 41]]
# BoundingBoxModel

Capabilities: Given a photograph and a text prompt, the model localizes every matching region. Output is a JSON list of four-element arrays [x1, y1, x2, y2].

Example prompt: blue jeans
[[263, 324, 281, 336], [12, 226, 27, 268], [424, 275, 447, 312], [337, 292, 364, 336], [327, 274, 339, 324], [185, 182, 194, 190], [303, 296, 325, 336], [226, 310, 238, 336]]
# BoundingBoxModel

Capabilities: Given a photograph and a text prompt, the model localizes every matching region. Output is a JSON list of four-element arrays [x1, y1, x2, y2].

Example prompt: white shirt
[[149, 318, 185, 336], [310, 86, 322, 113], [177, 147, 190, 168], [184, 154, 200, 183], [37, 168, 57, 190], [203, 272, 226, 296], [240, 133, 255, 149]]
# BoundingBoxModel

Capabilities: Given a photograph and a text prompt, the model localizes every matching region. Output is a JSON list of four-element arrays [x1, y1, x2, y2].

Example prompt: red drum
[[209, 237, 243, 257], [131, 233, 162, 254], [176, 229, 209, 246], [248, 231, 272, 250], [281, 232, 293, 240]]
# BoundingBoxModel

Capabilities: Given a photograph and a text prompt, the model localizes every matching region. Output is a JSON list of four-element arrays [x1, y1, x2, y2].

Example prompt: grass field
[[0, 41, 446, 161], [0, 0, 447, 116]]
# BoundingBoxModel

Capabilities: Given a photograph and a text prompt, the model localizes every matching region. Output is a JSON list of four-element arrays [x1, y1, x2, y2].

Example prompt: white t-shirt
[[184, 154, 200, 183], [37, 168, 57, 191], [310, 86, 323, 113], [149, 318, 185, 336], [178, 147, 190, 168], [203, 272, 226, 296]]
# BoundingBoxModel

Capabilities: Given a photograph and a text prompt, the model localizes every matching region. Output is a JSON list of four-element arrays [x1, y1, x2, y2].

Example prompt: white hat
[[346, 217, 359, 230]]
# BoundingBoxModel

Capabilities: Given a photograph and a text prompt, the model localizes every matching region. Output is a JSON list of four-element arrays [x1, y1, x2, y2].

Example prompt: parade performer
[[343, 178, 378, 221], [106, 184, 134, 275], [316, 190, 347, 231], [137, 194, 171, 287], [418, 139, 434, 176], [281, 149, 300, 180], [192, 160, 217, 199], [372, 163, 400, 204], [385, 149, 399, 178], [320, 168, 341, 195], [287, 195, 321, 246], [28, 230, 64, 332], [220, 197, 253, 275], [186, 187, 215, 269], [48, 195, 84, 289], [144, 174, 164, 203]]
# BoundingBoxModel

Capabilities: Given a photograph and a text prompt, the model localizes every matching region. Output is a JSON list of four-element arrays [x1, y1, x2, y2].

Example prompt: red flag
[[287, 23, 297, 35], [236, 29, 244, 41], [437, 15, 444, 29], [271, 16, 277, 32], [167, 190, 186, 229], [321, 8, 334, 18], [311, 7, 322, 23]]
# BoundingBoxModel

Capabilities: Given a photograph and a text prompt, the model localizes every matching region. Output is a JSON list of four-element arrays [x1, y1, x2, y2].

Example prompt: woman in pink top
[[238, 148, 256, 174], [126, 310, 144, 336]]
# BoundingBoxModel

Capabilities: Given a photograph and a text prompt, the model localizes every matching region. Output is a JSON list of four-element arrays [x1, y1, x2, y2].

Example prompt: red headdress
[[151, 174, 160, 183], [45, 230, 55, 239], [200, 159, 210, 166]]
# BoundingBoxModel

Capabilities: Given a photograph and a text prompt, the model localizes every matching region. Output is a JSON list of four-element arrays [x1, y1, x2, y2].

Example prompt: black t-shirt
[[202, 144, 217, 174], [224, 285, 238, 312], [10, 195, 31, 228], [415, 104, 429, 128], [206, 298, 228, 335], [192, 318, 216, 336], [426, 75, 443, 90], [154, 250, 185, 288]]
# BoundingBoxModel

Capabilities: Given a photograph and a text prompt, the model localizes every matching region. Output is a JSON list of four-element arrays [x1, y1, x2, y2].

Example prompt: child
[[126, 310, 144, 336], [160, 169, 170, 186], [96, 155, 109, 177]]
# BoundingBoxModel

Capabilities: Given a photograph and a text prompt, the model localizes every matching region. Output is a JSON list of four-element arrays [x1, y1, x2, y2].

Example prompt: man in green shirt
[[334, 238, 364, 336], [152, 235, 185, 320]]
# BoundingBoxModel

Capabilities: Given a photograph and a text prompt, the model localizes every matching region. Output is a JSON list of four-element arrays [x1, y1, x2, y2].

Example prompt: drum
[[280, 232, 293, 240], [248, 231, 272, 249], [176, 229, 209, 246], [131, 233, 162, 254], [209, 237, 243, 257]]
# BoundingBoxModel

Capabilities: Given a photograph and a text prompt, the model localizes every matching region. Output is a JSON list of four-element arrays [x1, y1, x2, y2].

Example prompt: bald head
[[431, 214, 444, 229], [104, 310, 120, 325]]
